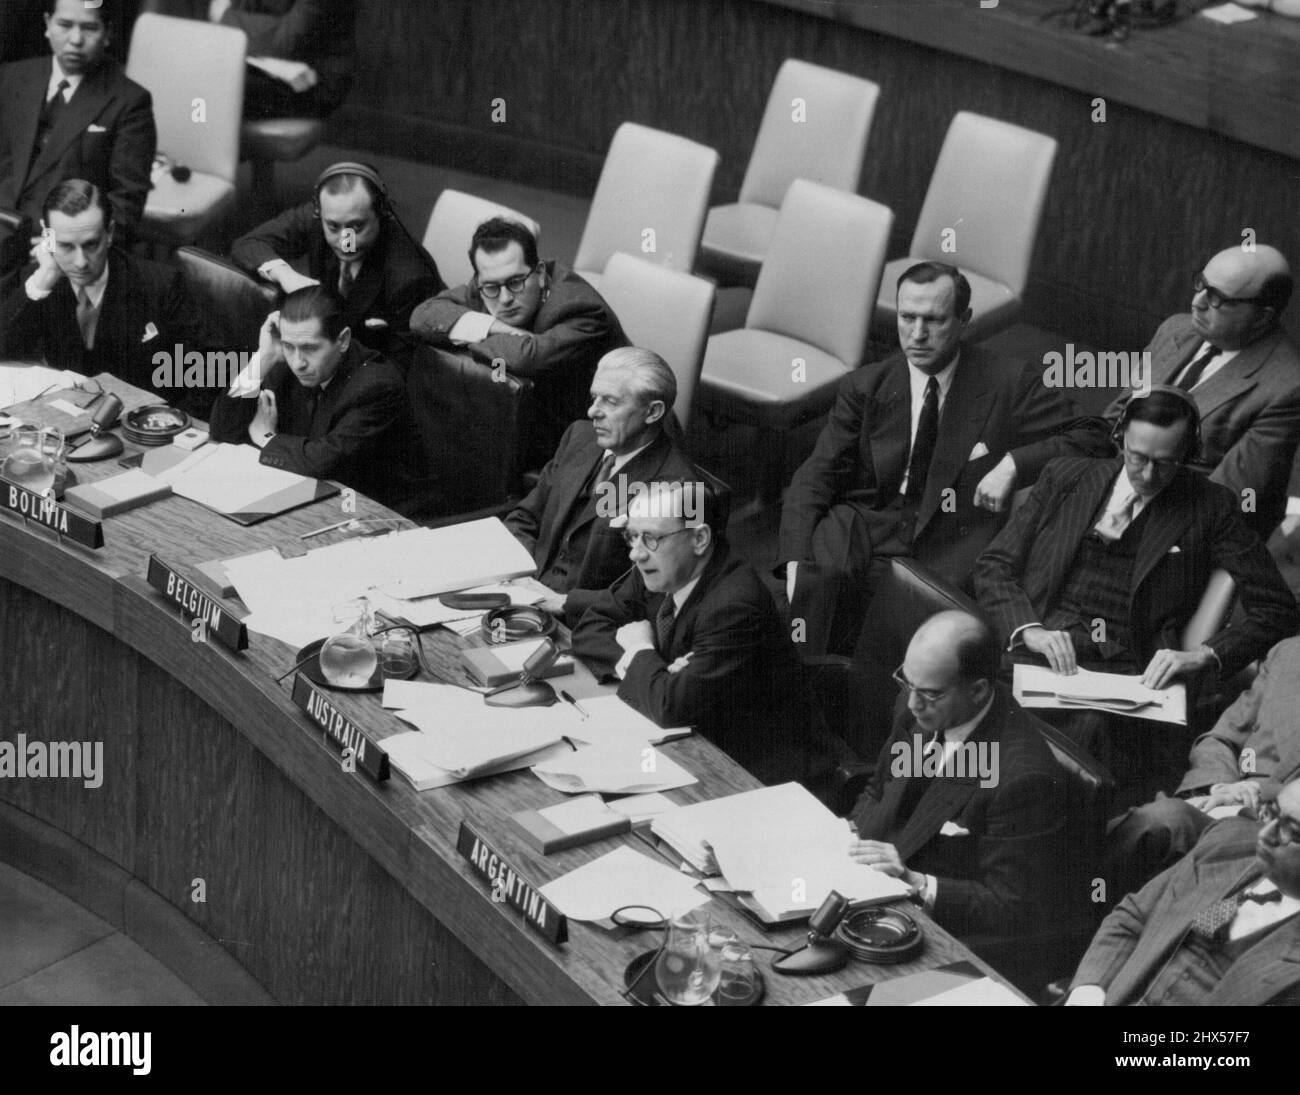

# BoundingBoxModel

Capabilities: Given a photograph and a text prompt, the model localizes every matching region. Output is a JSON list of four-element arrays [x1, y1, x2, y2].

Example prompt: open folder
[[1013, 663, 1187, 725]]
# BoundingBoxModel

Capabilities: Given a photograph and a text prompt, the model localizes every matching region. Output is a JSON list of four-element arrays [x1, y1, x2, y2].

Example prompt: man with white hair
[[572, 480, 827, 787], [505, 347, 694, 623]]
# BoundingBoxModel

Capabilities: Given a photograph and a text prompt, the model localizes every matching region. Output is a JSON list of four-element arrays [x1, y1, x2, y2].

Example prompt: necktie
[[1191, 886, 1282, 943], [36, 79, 70, 154], [654, 595, 676, 656], [338, 260, 357, 298], [76, 287, 97, 350], [1094, 490, 1139, 543], [305, 387, 322, 433], [1175, 345, 1221, 391], [896, 731, 942, 821], [906, 377, 940, 500]]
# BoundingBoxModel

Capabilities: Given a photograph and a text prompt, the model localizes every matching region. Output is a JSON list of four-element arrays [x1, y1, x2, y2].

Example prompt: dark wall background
[[330, 0, 1300, 351]]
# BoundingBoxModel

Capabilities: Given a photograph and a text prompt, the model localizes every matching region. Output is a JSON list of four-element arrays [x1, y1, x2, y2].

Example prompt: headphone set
[[1112, 383, 1202, 463], [309, 161, 442, 281]]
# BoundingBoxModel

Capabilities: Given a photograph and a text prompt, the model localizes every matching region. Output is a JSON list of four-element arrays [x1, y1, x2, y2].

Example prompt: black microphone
[[66, 393, 125, 462]]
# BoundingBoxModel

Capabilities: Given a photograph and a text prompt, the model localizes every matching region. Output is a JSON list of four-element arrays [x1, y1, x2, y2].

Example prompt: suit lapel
[[1210, 919, 1300, 1005], [14, 61, 47, 190], [868, 359, 911, 498], [1186, 334, 1276, 420], [666, 548, 728, 659], [1131, 473, 1197, 595], [1036, 460, 1118, 606], [27, 66, 112, 188], [1154, 320, 1201, 385], [348, 254, 383, 316], [916, 351, 993, 532]]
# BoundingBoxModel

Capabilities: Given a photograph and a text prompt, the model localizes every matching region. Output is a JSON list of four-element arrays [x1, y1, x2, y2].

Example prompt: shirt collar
[[906, 350, 960, 404], [76, 261, 110, 310], [1107, 465, 1151, 516], [49, 57, 84, 99], [671, 572, 703, 613], [609, 437, 654, 476], [940, 690, 995, 745]]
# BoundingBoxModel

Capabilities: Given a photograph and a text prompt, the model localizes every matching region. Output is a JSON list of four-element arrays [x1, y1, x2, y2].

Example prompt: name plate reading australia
[[291, 674, 390, 783], [146, 555, 248, 652], [1, 478, 103, 549], [457, 821, 568, 946]]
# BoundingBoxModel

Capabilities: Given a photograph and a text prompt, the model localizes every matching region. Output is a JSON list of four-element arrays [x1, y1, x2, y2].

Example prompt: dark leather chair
[[174, 246, 277, 352], [409, 343, 533, 524], [0, 206, 26, 279]]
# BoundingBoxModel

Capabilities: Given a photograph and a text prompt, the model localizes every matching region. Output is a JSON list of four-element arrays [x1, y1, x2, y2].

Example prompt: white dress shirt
[[1178, 341, 1241, 390]]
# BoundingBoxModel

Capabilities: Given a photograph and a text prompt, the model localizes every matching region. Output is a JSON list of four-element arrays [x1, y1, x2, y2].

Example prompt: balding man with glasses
[[975, 388, 1298, 805], [1106, 244, 1300, 539]]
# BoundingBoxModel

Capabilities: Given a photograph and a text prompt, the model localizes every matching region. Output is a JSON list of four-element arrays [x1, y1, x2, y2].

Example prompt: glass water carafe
[[319, 597, 378, 687], [1, 424, 62, 497]]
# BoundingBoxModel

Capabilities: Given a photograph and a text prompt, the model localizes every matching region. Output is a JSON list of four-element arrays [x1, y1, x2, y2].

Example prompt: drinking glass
[[654, 908, 722, 1006], [379, 627, 417, 677], [715, 942, 757, 1006]]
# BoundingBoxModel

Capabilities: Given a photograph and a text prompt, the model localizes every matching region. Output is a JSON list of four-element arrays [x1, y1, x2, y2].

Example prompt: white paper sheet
[[532, 743, 697, 794], [154, 442, 310, 513], [0, 364, 77, 409], [908, 977, 1028, 1006], [1014, 664, 1186, 725], [538, 846, 708, 922]]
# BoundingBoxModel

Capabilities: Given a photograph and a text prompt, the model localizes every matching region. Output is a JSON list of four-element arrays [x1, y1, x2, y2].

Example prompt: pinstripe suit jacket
[[1105, 314, 1300, 539], [973, 457, 1298, 678], [1071, 817, 1300, 1005]]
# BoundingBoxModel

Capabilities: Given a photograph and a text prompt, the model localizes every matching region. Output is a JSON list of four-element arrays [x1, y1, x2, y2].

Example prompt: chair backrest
[[598, 252, 715, 432], [175, 246, 276, 352], [739, 59, 880, 209], [908, 111, 1057, 295], [126, 13, 245, 183], [1181, 567, 1236, 651], [573, 122, 719, 279], [421, 190, 541, 290], [747, 179, 893, 368], [407, 343, 532, 513]]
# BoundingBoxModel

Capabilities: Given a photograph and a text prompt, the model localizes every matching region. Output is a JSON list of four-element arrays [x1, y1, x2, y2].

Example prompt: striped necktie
[[654, 595, 677, 655]]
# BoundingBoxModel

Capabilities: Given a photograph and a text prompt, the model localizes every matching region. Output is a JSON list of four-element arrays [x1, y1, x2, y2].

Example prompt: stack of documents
[[1013, 664, 1186, 725], [0, 364, 78, 409], [652, 783, 911, 922], [379, 683, 693, 792], [539, 846, 709, 924], [222, 519, 536, 647]]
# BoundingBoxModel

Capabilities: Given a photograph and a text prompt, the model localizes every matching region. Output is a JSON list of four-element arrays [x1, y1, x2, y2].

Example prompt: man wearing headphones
[[1104, 244, 1300, 541], [230, 162, 442, 360], [974, 387, 1298, 805]]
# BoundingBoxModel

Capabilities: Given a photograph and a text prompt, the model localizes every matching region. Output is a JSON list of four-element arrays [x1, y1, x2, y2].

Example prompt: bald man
[[849, 610, 1070, 980], [1105, 245, 1300, 539]]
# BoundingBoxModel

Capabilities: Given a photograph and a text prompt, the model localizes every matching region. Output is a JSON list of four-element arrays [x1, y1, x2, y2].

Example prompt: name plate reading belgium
[[1, 478, 103, 549], [146, 556, 248, 652], [291, 674, 390, 783], [457, 821, 568, 946]]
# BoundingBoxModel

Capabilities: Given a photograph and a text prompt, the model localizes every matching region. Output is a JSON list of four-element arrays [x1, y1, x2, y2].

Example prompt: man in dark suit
[[779, 261, 1110, 657], [206, 0, 355, 119], [411, 217, 629, 469], [1066, 766, 1300, 1006], [505, 347, 695, 623], [1105, 244, 1300, 540], [1104, 636, 1300, 905], [208, 284, 438, 519], [850, 610, 1070, 984], [974, 388, 1299, 800], [230, 162, 442, 361], [571, 481, 826, 788], [0, 179, 213, 417], [0, 0, 155, 271]]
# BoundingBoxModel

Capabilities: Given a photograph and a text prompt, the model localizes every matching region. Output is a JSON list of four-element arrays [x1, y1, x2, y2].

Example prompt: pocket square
[[1167, 545, 1182, 554], [87, 124, 108, 133], [939, 821, 970, 837], [141, 322, 159, 343], [968, 441, 990, 462]]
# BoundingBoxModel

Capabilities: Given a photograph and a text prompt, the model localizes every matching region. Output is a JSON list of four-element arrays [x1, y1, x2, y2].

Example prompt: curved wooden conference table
[[0, 372, 1022, 1006]]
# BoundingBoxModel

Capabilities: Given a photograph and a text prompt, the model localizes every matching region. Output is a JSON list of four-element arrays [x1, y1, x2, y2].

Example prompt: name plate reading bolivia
[[1, 478, 103, 549], [146, 556, 248, 652], [457, 822, 568, 946], [291, 674, 390, 783]]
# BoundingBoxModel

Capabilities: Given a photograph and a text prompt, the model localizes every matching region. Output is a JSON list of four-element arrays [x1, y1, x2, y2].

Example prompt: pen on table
[[300, 518, 355, 539], [559, 690, 589, 719]]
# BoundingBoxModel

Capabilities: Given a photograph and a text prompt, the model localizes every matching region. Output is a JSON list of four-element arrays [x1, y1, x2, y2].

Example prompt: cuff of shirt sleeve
[[449, 311, 495, 344], [25, 272, 53, 301], [257, 259, 290, 282], [615, 643, 655, 680], [1008, 622, 1042, 651]]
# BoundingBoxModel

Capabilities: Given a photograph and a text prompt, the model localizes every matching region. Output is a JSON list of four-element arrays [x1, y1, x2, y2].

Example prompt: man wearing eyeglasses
[[975, 388, 1298, 803], [411, 217, 628, 468], [850, 610, 1070, 988], [571, 481, 831, 789], [1104, 635, 1300, 907], [1067, 761, 1300, 1005], [1105, 244, 1300, 540]]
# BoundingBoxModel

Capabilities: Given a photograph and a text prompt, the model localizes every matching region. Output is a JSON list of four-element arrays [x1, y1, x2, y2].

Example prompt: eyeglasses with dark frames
[[477, 264, 541, 299], [622, 527, 692, 552], [1192, 272, 1263, 310], [891, 665, 957, 706], [1258, 799, 1300, 846]]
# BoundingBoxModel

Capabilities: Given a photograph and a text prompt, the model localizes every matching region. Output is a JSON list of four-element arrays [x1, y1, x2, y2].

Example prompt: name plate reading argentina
[[1, 478, 103, 549], [457, 821, 568, 946], [291, 674, 390, 783], [146, 556, 248, 652]]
